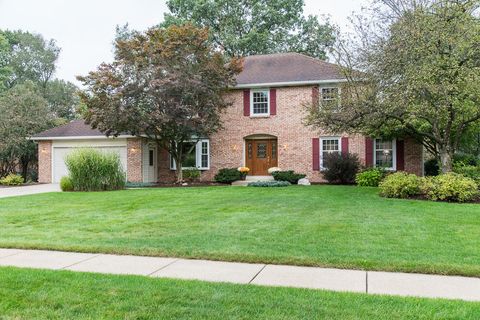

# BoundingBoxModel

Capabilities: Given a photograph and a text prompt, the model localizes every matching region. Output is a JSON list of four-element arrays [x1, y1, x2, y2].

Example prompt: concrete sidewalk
[[1, 248, 479, 302], [0, 184, 60, 198]]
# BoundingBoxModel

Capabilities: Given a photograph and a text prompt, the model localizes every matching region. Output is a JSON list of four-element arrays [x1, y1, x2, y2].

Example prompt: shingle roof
[[235, 53, 344, 86], [33, 120, 105, 138]]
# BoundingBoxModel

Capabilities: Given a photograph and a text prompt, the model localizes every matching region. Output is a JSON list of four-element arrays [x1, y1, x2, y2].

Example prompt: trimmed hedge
[[248, 181, 291, 187], [422, 173, 478, 203], [322, 152, 360, 184], [0, 173, 24, 186], [65, 148, 126, 191], [214, 168, 242, 184], [183, 168, 201, 182], [60, 176, 74, 192], [379, 172, 421, 199], [272, 171, 306, 184], [355, 168, 385, 187]]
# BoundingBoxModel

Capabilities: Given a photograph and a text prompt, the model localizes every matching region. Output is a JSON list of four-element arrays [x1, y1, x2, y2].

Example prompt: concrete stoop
[[231, 175, 274, 186]]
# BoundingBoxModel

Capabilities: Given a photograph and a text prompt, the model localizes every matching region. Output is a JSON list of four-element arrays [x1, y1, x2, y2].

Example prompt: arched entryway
[[244, 134, 278, 175]]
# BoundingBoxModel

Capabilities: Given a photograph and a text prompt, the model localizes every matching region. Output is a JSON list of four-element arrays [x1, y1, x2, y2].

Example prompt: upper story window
[[320, 137, 341, 169], [321, 87, 340, 109], [251, 89, 270, 116], [374, 139, 396, 170]]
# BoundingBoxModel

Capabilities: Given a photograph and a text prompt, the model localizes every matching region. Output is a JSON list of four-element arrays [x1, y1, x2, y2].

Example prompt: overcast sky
[[0, 0, 368, 85]]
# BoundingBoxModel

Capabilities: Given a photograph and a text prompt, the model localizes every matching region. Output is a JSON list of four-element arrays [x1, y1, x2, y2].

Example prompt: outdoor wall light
[[283, 144, 288, 150], [232, 144, 238, 151]]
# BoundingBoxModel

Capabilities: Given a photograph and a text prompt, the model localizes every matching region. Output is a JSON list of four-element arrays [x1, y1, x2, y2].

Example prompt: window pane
[[182, 142, 196, 167], [375, 139, 393, 168], [252, 91, 269, 114], [322, 88, 338, 101], [257, 143, 267, 158], [201, 141, 208, 168], [149, 149, 154, 166]]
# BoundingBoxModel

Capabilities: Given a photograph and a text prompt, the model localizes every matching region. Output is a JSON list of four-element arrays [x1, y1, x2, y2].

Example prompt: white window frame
[[320, 86, 341, 109], [374, 138, 396, 171], [170, 139, 210, 170], [320, 137, 342, 169], [250, 89, 270, 117]]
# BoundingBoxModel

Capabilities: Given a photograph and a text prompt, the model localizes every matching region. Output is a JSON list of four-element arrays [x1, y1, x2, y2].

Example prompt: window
[[148, 149, 154, 166], [321, 87, 340, 109], [374, 139, 396, 170], [251, 90, 269, 116], [320, 137, 341, 169], [170, 139, 210, 170]]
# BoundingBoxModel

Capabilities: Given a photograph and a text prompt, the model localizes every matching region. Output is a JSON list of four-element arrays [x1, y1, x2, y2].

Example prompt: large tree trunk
[[439, 147, 453, 173], [175, 158, 183, 183]]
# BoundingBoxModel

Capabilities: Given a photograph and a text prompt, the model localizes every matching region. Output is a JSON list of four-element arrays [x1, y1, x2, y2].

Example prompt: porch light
[[40, 147, 48, 154], [232, 144, 238, 151], [283, 144, 288, 150], [130, 147, 138, 154]]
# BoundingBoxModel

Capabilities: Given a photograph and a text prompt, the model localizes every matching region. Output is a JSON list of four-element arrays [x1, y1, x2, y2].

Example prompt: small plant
[[355, 168, 385, 187], [422, 173, 478, 202], [60, 176, 74, 192], [65, 148, 126, 191], [379, 172, 421, 199], [214, 168, 242, 183], [125, 182, 157, 188], [183, 168, 201, 182], [248, 181, 291, 187], [424, 158, 440, 176], [237, 167, 250, 180], [268, 167, 282, 174], [322, 152, 360, 184], [272, 171, 306, 184], [0, 173, 24, 186], [453, 163, 480, 186]]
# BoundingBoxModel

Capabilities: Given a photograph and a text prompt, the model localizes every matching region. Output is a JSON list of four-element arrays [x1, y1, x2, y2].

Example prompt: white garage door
[[52, 147, 127, 183]]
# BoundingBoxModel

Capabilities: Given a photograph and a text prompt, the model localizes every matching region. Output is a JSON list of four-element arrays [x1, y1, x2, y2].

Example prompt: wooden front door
[[245, 139, 278, 175]]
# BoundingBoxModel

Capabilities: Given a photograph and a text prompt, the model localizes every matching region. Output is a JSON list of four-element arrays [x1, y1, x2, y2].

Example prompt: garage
[[52, 144, 127, 183]]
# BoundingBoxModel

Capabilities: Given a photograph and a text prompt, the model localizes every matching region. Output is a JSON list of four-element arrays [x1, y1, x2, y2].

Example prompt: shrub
[[322, 152, 360, 184], [125, 182, 157, 188], [379, 172, 421, 199], [65, 148, 126, 191], [248, 181, 291, 187], [453, 163, 480, 186], [0, 173, 24, 186], [422, 173, 479, 202], [453, 154, 478, 166], [355, 168, 385, 187], [272, 170, 306, 184], [60, 176, 74, 192], [214, 168, 242, 183], [424, 158, 440, 176], [183, 168, 201, 182]]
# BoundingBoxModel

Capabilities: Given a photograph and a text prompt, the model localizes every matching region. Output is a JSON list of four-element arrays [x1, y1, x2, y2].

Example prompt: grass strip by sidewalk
[[0, 267, 479, 319]]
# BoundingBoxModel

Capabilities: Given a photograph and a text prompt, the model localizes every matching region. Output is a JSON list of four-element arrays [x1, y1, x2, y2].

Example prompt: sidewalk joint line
[[61, 254, 101, 270], [249, 264, 267, 284], [0, 250, 24, 260], [147, 258, 180, 276], [366, 271, 368, 293]]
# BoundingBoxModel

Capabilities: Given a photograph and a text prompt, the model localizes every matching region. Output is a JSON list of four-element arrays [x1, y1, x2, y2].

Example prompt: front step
[[232, 175, 274, 186]]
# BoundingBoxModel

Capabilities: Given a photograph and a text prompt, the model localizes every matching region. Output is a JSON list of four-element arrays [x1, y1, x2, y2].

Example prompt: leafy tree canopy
[[161, 0, 335, 59], [306, 0, 480, 172], [78, 24, 242, 182]]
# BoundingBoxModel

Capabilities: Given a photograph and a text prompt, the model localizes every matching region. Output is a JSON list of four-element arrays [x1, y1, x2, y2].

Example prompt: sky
[[0, 0, 368, 85]]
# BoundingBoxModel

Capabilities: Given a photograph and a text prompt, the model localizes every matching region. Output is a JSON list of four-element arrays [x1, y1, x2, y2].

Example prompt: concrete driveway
[[0, 184, 60, 198]]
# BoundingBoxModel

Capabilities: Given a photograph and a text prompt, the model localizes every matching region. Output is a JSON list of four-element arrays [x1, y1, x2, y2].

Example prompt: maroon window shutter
[[312, 138, 320, 171], [365, 138, 374, 167], [312, 86, 319, 105], [270, 88, 277, 115], [341, 137, 349, 156], [396, 140, 405, 171], [243, 89, 250, 116]]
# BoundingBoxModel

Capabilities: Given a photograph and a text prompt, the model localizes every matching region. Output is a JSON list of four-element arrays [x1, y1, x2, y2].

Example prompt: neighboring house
[[32, 53, 423, 184]]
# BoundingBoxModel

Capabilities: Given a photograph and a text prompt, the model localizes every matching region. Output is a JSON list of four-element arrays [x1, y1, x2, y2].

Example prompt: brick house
[[33, 53, 423, 183]]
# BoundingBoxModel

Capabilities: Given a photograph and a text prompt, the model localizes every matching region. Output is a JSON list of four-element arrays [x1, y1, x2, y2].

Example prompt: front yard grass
[[0, 267, 479, 319], [0, 185, 479, 276]]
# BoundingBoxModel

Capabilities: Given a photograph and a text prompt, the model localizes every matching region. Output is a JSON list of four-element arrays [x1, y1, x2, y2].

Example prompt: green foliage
[[0, 173, 24, 185], [248, 181, 291, 187], [453, 161, 480, 186], [272, 170, 306, 184], [183, 168, 201, 181], [422, 173, 479, 203], [355, 168, 385, 187], [125, 182, 157, 188], [322, 152, 360, 184], [214, 168, 242, 183], [60, 176, 74, 192], [379, 172, 421, 199], [424, 158, 440, 176], [44, 79, 80, 121], [453, 154, 479, 167], [162, 0, 335, 59], [65, 148, 125, 191]]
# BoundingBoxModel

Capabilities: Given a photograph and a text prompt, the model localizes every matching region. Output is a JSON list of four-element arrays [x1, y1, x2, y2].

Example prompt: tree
[[0, 33, 11, 92], [0, 82, 53, 178], [44, 79, 80, 121], [306, 0, 480, 173], [78, 24, 242, 182], [162, 0, 335, 59]]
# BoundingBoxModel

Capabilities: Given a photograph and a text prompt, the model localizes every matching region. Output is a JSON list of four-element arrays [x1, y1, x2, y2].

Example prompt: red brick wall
[[404, 137, 423, 176], [127, 138, 143, 183], [38, 140, 52, 183]]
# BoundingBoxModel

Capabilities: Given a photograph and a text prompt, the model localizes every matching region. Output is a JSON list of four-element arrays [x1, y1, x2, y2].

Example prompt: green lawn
[[0, 186, 479, 276], [0, 267, 478, 319]]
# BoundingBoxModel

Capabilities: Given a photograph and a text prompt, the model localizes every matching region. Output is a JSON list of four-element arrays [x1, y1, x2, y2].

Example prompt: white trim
[[250, 89, 270, 117], [319, 137, 342, 169], [373, 138, 397, 171], [32, 135, 134, 141], [235, 79, 347, 89]]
